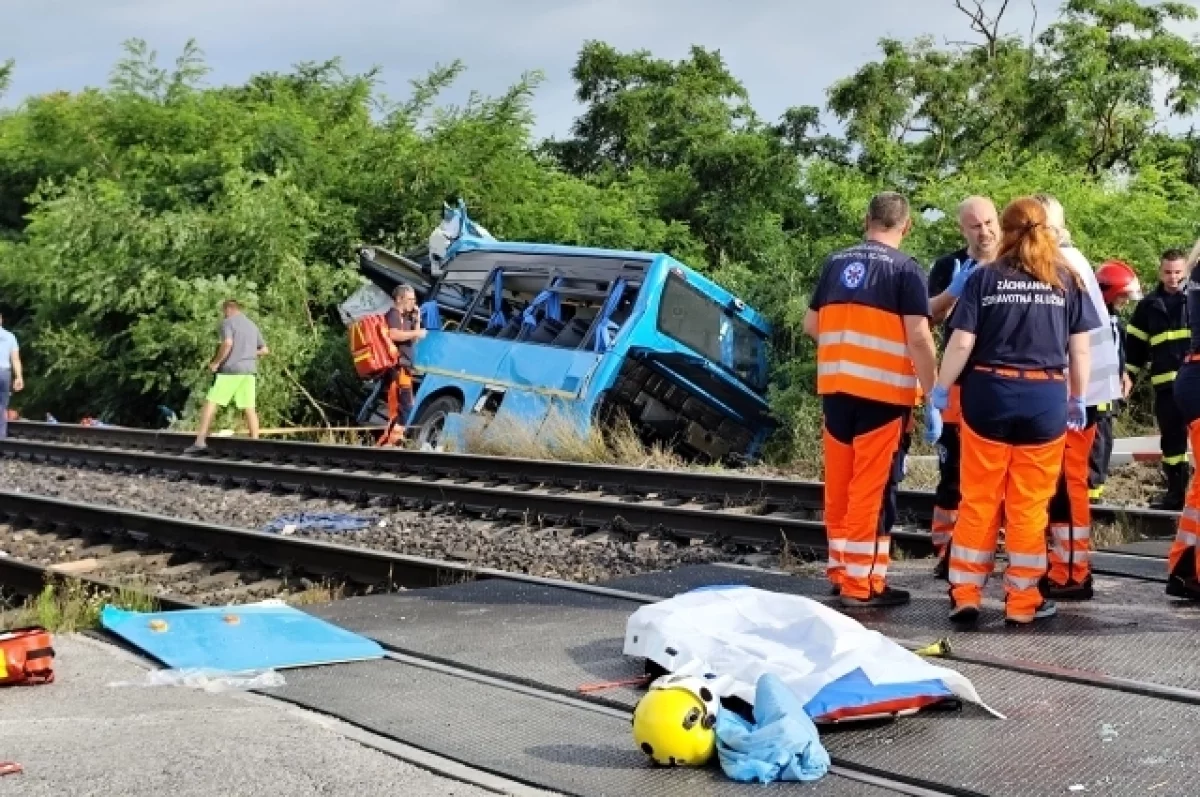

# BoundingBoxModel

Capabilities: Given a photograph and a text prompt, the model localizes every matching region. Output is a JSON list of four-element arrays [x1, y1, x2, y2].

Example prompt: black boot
[[1151, 463, 1189, 511], [1166, 548, 1200, 600], [933, 549, 949, 581]]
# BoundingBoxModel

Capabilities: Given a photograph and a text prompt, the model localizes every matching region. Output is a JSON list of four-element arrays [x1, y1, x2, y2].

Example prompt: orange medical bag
[[349, 314, 399, 379], [0, 627, 55, 686]]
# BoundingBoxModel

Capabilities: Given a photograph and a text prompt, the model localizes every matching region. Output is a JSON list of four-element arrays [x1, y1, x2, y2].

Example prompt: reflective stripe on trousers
[[1168, 421, 1200, 581], [950, 420, 1065, 621], [1047, 422, 1097, 587], [931, 507, 957, 552], [822, 397, 904, 600]]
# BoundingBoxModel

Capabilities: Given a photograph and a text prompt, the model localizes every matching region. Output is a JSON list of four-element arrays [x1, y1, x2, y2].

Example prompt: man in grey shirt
[[0, 312, 24, 440], [185, 300, 268, 454]]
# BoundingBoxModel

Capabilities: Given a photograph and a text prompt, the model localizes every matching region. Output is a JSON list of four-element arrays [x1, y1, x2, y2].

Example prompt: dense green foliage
[[1, 0, 1199, 459]]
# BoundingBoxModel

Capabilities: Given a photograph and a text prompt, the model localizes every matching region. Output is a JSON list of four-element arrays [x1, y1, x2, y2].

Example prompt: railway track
[[4, 421, 1182, 542], [0, 434, 928, 558], [1, 490, 1195, 796], [0, 490, 649, 608]]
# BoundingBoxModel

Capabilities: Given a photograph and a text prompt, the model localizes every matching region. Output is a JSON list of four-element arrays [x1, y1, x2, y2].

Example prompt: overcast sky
[[4, 1, 1198, 139]]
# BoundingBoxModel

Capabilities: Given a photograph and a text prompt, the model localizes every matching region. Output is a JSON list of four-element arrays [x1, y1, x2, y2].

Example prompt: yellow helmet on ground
[[632, 674, 720, 766]]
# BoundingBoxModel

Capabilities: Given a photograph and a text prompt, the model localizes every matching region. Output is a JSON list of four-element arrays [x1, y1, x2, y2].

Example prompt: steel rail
[[0, 553, 200, 611], [0, 437, 935, 555], [6, 487, 1186, 710], [369, 648, 976, 797], [3, 488, 1199, 780], [8, 420, 1179, 538]]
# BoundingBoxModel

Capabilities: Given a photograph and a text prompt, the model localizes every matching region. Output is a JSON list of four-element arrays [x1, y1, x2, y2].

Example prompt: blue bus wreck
[[353, 213, 777, 463]]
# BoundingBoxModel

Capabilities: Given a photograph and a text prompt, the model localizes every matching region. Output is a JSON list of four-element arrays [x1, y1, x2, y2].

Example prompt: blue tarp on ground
[[100, 603, 385, 671], [262, 512, 372, 534]]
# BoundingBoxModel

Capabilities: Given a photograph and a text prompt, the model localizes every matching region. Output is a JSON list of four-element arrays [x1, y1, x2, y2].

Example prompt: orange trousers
[[949, 421, 1065, 622], [1168, 420, 1200, 581], [1046, 421, 1097, 586], [823, 396, 905, 600], [380, 368, 414, 446]]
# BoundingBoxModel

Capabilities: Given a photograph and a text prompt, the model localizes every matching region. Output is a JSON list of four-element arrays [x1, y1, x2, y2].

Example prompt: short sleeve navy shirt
[[948, 258, 1102, 371], [809, 241, 930, 318]]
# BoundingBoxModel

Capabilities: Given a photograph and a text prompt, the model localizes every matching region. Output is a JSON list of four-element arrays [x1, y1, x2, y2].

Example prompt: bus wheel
[[414, 395, 463, 449]]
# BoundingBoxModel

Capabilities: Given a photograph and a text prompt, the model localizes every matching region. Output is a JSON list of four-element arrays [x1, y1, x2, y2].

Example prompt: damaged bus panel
[[353, 221, 776, 463]]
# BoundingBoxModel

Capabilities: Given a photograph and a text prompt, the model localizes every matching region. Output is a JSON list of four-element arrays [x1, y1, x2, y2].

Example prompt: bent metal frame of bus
[[357, 237, 778, 464]]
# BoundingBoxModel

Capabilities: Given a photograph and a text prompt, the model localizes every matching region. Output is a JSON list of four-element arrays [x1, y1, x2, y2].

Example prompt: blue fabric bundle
[[715, 673, 831, 783], [262, 512, 371, 534]]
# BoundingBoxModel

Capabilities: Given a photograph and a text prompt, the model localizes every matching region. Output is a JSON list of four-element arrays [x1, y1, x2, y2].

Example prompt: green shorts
[[206, 374, 256, 410]]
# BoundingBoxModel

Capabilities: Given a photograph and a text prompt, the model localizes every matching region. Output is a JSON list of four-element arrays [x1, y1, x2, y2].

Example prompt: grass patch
[[1092, 518, 1139, 549], [452, 405, 688, 469], [0, 579, 160, 633], [284, 579, 348, 606]]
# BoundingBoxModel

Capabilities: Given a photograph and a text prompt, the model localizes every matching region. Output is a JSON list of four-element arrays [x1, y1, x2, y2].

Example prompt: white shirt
[[1061, 246, 1123, 406]]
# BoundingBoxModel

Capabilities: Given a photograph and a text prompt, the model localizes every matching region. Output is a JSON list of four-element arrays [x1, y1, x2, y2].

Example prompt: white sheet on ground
[[623, 587, 1004, 720]]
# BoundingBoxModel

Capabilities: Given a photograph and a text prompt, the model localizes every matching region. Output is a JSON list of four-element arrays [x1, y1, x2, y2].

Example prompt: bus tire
[[413, 394, 463, 449]]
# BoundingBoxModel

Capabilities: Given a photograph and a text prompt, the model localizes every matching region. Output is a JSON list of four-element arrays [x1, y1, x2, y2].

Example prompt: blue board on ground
[[100, 602, 385, 671]]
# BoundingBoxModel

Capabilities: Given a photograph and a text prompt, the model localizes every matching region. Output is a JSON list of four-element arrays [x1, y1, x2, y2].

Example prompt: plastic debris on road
[[262, 512, 371, 535], [109, 667, 286, 693], [624, 585, 1004, 723], [716, 673, 831, 783], [100, 602, 385, 671]]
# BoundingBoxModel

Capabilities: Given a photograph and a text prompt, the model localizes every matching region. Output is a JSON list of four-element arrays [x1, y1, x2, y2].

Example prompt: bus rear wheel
[[413, 395, 463, 449]]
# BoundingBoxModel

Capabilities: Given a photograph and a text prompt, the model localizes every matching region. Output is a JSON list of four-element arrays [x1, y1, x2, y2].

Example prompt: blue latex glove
[[1067, 396, 1086, 431], [924, 403, 943, 444], [716, 673, 831, 784], [947, 257, 977, 299], [929, 384, 951, 411]]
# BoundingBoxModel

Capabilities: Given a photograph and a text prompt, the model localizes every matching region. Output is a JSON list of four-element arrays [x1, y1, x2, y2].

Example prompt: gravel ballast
[[0, 457, 763, 584]]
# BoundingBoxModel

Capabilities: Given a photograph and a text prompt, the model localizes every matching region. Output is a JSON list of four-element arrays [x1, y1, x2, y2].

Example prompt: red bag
[[0, 627, 55, 686], [349, 314, 399, 379]]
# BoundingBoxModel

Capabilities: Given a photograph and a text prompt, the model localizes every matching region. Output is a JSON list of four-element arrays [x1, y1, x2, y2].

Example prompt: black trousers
[[882, 429, 911, 534], [1156, 387, 1190, 469], [1088, 410, 1114, 494]]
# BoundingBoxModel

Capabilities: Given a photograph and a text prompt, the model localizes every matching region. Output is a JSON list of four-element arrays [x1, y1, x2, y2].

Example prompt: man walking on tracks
[[925, 196, 1001, 575], [1126, 249, 1192, 509], [185, 300, 268, 454], [804, 192, 939, 609], [0, 312, 24, 440]]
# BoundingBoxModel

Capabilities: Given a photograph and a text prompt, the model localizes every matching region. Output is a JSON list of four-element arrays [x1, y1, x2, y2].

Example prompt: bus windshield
[[656, 273, 768, 393]]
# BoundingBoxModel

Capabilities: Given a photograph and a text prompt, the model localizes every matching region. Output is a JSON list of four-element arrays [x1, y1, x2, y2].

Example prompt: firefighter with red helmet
[[1089, 261, 1143, 501]]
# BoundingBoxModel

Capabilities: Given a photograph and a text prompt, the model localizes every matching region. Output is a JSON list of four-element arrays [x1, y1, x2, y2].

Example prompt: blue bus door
[[490, 344, 604, 438]]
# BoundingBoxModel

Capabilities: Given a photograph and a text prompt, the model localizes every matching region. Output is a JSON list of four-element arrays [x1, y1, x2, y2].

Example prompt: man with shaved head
[[925, 196, 1001, 576]]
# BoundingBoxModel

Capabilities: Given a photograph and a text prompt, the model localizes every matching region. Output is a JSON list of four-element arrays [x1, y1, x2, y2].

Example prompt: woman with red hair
[[925, 197, 1102, 625]]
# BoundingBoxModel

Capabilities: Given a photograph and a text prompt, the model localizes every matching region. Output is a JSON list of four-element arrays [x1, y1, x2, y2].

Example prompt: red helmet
[[1096, 260, 1143, 305]]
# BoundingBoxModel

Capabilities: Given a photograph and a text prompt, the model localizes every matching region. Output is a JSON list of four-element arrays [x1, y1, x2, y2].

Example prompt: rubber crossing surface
[[294, 563, 1200, 796]]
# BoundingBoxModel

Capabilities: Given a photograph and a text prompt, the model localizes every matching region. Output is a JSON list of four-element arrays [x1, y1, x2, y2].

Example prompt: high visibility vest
[[1061, 247, 1122, 406], [816, 303, 919, 406]]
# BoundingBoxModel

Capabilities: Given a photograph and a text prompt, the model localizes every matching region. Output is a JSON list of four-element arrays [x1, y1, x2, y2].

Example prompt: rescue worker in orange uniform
[[1167, 239, 1200, 600], [381, 285, 425, 445], [1037, 194, 1124, 602], [927, 196, 1101, 626], [804, 192, 939, 609], [925, 196, 1001, 575]]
